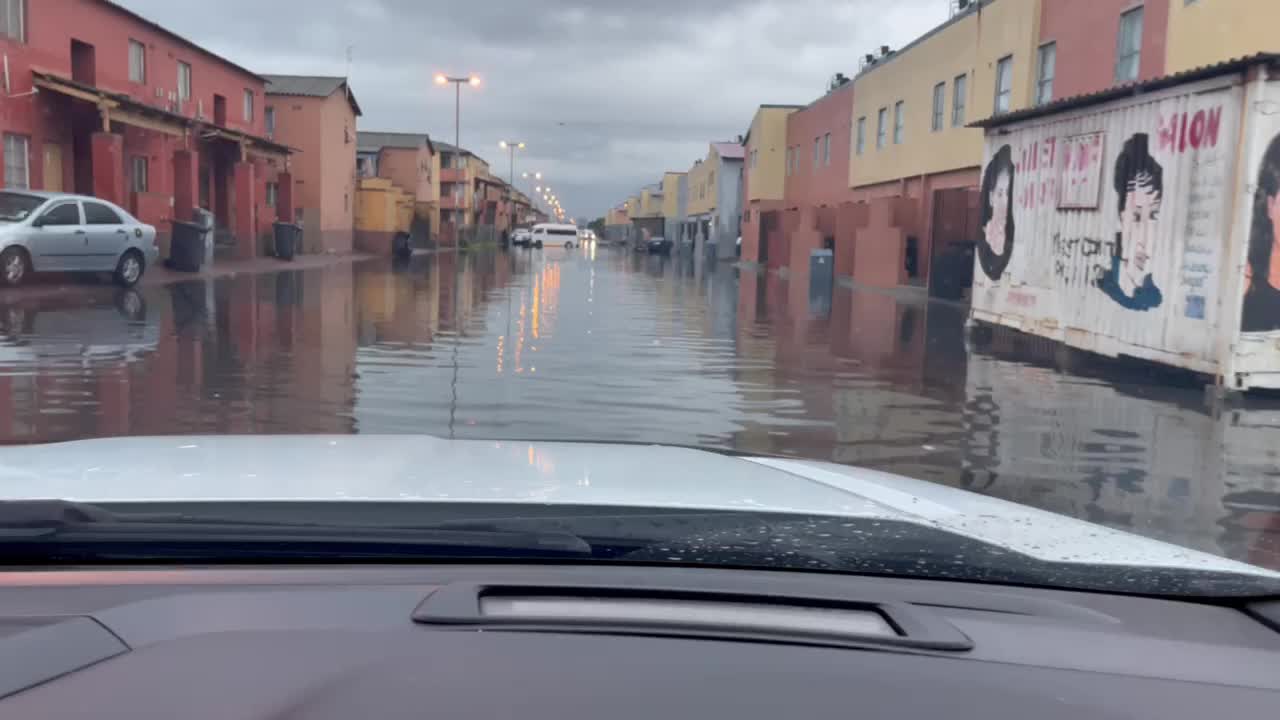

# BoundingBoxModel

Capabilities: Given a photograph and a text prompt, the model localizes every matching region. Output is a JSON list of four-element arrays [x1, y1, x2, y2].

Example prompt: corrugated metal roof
[[972, 53, 1280, 129], [712, 142, 745, 160], [357, 131, 431, 153], [263, 75, 362, 116]]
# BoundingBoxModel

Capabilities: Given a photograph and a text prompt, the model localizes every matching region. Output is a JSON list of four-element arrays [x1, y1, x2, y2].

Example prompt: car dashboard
[[1, 563, 1277, 719]]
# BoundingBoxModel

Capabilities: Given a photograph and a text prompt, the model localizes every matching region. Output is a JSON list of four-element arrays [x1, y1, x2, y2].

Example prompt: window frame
[[952, 73, 968, 127], [264, 107, 276, 138], [177, 61, 192, 102], [1, 0, 25, 43], [3, 133, 30, 190], [266, 181, 279, 208], [1115, 6, 1144, 84], [823, 133, 831, 166], [856, 117, 866, 155], [128, 39, 147, 84], [1036, 42, 1056, 106], [83, 201, 124, 225], [893, 101, 905, 144], [243, 89, 254, 123], [130, 156, 149, 194], [39, 201, 83, 227], [932, 82, 946, 131], [876, 108, 887, 149], [994, 56, 1013, 115]]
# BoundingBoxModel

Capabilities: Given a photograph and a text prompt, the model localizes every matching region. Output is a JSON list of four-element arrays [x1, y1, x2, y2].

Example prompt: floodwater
[[0, 245, 1277, 569]]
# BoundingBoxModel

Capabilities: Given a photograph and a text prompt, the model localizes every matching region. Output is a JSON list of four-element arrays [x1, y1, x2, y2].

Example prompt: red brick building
[[0, 0, 292, 259], [1037, 0, 1168, 103], [778, 75, 856, 298]]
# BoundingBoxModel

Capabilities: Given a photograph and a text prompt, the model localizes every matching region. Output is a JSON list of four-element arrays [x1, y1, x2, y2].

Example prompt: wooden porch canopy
[[32, 71, 295, 162]]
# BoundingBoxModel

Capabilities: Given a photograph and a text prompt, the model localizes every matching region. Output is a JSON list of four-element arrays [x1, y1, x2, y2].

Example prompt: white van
[[529, 223, 579, 249]]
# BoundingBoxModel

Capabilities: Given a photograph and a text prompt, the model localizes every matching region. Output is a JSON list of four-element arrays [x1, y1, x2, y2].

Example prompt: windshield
[[1, 0, 1277, 599], [0, 192, 45, 222]]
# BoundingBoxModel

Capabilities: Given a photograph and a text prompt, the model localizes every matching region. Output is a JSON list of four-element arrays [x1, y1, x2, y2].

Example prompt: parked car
[[512, 228, 532, 248], [530, 223, 579, 249], [647, 236, 673, 255], [0, 191, 159, 288]]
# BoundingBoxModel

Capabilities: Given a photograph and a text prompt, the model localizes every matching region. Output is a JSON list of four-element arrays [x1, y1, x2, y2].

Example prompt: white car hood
[[0, 434, 1272, 578]]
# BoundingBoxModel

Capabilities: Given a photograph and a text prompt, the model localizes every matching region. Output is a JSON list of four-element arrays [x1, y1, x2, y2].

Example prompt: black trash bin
[[392, 232, 413, 259], [169, 220, 205, 272], [273, 222, 300, 261]]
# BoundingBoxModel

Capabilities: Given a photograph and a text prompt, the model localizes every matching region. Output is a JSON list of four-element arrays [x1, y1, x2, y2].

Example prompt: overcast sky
[[119, 0, 947, 218]]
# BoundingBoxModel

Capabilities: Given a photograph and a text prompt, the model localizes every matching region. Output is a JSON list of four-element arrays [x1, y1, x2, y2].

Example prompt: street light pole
[[435, 73, 480, 241], [498, 141, 524, 235]]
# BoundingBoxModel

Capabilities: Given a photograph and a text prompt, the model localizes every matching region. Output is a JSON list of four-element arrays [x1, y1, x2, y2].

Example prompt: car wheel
[[114, 250, 145, 288], [0, 247, 30, 287]]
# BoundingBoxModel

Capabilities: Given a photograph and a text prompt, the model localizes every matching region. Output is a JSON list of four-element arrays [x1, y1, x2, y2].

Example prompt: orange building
[[264, 75, 363, 254]]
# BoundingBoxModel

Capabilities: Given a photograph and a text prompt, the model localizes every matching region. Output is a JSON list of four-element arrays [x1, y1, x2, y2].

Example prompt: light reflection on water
[[0, 246, 1275, 569]]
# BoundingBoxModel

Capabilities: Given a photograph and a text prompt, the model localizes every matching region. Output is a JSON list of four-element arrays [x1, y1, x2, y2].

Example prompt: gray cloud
[[117, 0, 947, 217]]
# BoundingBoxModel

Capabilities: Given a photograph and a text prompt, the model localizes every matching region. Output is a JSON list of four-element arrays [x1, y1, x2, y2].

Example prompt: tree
[[588, 217, 606, 237]]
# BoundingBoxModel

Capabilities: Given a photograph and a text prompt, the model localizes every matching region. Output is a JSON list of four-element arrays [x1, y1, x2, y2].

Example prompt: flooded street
[[1, 246, 1278, 569]]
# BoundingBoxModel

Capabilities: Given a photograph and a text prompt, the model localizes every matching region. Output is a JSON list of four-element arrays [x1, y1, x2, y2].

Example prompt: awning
[[32, 71, 294, 157]]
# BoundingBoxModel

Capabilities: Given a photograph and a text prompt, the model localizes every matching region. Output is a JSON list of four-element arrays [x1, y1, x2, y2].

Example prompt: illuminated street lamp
[[434, 73, 481, 157]]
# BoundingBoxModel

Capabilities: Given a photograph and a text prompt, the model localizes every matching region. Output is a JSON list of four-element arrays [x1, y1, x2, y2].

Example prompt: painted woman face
[[984, 170, 1011, 256], [1120, 176, 1161, 289]]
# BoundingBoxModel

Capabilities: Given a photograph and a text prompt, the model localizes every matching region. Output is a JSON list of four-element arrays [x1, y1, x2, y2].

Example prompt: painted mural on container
[[971, 83, 1239, 364], [1241, 133, 1280, 332]]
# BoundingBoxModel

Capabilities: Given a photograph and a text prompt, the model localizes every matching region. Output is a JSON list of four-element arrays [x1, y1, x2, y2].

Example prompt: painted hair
[[1114, 133, 1164, 213], [1247, 133, 1280, 285], [977, 144, 1016, 279]]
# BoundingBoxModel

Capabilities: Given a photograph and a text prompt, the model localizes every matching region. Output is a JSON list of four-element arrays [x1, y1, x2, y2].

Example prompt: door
[[28, 201, 86, 271], [82, 201, 130, 270], [42, 145, 64, 192]]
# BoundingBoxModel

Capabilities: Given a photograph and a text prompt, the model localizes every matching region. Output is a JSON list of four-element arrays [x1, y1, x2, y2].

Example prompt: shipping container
[[970, 55, 1280, 391]]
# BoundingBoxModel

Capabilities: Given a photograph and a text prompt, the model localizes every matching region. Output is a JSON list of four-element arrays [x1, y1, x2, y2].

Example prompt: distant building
[[741, 106, 800, 267], [264, 75, 362, 253], [685, 142, 745, 260]]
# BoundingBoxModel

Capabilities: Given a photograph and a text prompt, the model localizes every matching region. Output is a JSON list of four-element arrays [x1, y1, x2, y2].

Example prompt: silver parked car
[[0, 190, 160, 288]]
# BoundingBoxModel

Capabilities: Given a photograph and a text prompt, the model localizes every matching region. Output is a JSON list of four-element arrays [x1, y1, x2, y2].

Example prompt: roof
[[854, 0, 994, 81], [711, 142, 744, 160], [972, 53, 1280, 129], [98, 1, 264, 82], [356, 131, 433, 154], [263, 75, 362, 116]]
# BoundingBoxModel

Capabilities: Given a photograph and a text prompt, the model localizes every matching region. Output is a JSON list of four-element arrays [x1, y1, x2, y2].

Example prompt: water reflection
[[0, 247, 1274, 569]]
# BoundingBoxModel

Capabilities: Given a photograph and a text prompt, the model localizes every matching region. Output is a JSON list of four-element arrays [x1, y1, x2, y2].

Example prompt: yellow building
[[848, 0, 1041, 190], [743, 106, 799, 203], [625, 196, 641, 220], [661, 172, 684, 219], [1165, 0, 1280, 73], [639, 185, 664, 217]]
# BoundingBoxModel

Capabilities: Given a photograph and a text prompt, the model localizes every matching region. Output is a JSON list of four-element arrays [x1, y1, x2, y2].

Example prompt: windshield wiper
[[0, 500, 593, 563]]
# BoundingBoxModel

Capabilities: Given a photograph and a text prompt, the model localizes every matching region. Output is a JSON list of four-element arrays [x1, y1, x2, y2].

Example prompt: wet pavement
[[0, 245, 1277, 569]]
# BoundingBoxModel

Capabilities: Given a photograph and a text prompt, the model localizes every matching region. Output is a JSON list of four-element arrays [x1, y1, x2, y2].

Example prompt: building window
[[243, 90, 254, 122], [266, 182, 278, 208], [813, 136, 821, 168], [1116, 7, 1144, 83], [264, 107, 276, 138], [3, 134, 29, 189], [129, 39, 146, 83], [785, 147, 793, 176], [856, 117, 866, 155], [893, 101, 905, 144], [130, 156, 148, 193], [994, 56, 1013, 115], [177, 61, 192, 102], [876, 108, 887, 149], [952, 73, 968, 126], [823, 133, 831, 165], [932, 82, 945, 131], [1036, 43, 1056, 105], [0, 0, 24, 42]]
